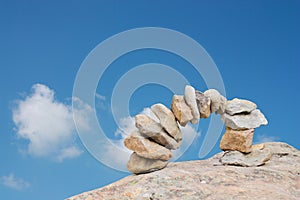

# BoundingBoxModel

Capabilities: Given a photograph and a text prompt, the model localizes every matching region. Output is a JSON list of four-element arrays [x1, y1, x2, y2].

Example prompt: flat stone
[[220, 127, 254, 153], [220, 147, 272, 167], [225, 98, 257, 115], [127, 152, 168, 174], [124, 132, 173, 161], [135, 114, 180, 150], [171, 95, 193, 126], [184, 85, 200, 124], [252, 143, 265, 150], [203, 89, 226, 114], [195, 90, 211, 118], [221, 109, 268, 130], [151, 103, 182, 141]]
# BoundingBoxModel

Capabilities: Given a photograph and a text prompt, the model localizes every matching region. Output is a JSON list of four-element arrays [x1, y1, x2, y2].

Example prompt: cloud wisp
[[1, 173, 30, 191], [12, 84, 89, 162]]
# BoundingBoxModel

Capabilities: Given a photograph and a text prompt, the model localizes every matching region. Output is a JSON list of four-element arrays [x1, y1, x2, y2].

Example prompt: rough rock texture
[[184, 85, 200, 124], [135, 114, 179, 150], [170, 95, 193, 127], [220, 127, 254, 153], [204, 89, 226, 114], [221, 109, 268, 130], [68, 142, 300, 200], [151, 103, 182, 142], [127, 153, 168, 174], [124, 133, 172, 161], [220, 146, 272, 167], [225, 98, 257, 115], [195, 90, 211, 118]]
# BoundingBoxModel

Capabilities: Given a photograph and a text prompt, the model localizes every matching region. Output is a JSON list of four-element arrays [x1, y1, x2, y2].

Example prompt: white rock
[[221, 109, 268, 130], [225, 98, 257, 115], [184, 85, 200, 124], [204, 89, 226, 114]]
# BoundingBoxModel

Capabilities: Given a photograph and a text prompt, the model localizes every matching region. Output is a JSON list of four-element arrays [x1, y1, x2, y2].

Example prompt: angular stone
[[151, 103, 182, 141], [252, 143, 265, 150], [184, 85, 200, 124], [135, 114, 180, 150], [220, 147, 272, 167], [127, 152, 168, 174], [221, 109, 268, 130], [195, 90, 211, 118], [204, 89, 226, 114], [124, 133, 173, 161], [220, 127, 254, 153], [225, 98, 257, 115], [171, 95, 193, 126]]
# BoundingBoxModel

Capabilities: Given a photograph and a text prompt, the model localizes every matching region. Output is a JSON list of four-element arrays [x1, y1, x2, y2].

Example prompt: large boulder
[[221, 109, 268, 130], [203, 89, 226, 114], [184, 85, 200, 124], [127, 152, 168, 174], [151, 103, 182, 142], [135, 114, 180, 150], [225, 98, 257, 115], [124, 133, 173, 161], [171, 95, 193, 126], [195, 90, 211, 118]]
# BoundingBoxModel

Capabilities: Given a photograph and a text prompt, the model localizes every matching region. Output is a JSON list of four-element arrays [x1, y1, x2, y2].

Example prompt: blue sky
[[1, 1, 299, 199]]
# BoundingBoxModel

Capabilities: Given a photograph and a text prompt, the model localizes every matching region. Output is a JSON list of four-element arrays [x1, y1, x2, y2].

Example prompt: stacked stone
[[220, 98, 268, 154], [124, 85, 268, 174], [124, 85, 215, 174]]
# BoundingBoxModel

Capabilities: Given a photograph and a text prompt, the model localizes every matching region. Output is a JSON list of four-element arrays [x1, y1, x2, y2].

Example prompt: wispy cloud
[[1, 173, 30, 190], [12, 84, 88, 161], [255, 134, 280, 144]]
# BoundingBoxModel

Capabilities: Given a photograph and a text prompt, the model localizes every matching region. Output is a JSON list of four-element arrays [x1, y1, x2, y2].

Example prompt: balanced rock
[[124, 132, 172, 161], [184, 85, 200, 124], [127, 152, 168, 174], [171, 95, 193, 126], [220, 127, 254, 153], [195, 90, 211, 118], [221, 109, 268, 130], [151, 103, 182, 142], [204, 89, 226, 114], [225, 98, 257, 115], [135, 114, 180, 150], [220, 144, 272, 167]]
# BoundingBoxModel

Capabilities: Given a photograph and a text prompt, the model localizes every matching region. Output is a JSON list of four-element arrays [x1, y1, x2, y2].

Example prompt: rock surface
[[171, 95, 193, 127], [184, 85, 200, 124], [220, 127, 254, 153], [151, 103, 182, 141], [124, 133, 173, 161], [225, 98, 257, 115], [68, 142, 300, 200], [135, 114, 179, 150], [127, 153, 168, 174], [195, 90, 211, 118], [204, 89, 226, 114], [221, 109, 268, 130]]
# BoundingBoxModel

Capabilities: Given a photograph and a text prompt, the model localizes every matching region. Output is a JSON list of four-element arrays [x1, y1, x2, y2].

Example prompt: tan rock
[[252, 143, 265, 150], [195, 90, 211, 118], [127, 152, 168, 174], [135, 114, 180, 150], [171, 95, 193, 126], [220, 127, 254, 153], [151, 103, 182, 141], [184, 85, 200, 124], [225, 98, 257, 115], [124, 132, 173, 161]]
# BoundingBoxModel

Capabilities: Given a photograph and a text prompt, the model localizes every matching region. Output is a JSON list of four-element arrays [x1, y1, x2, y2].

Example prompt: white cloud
[[1, 173, 30, 190], [95, 93, 106, 101], [12, 84, 86, 161], [255, 134, 279, 144]]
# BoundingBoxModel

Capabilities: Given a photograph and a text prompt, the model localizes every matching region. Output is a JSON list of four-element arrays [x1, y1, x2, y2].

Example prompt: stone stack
[[220, 98, 268, 154], [123, 85, 268, 174]]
